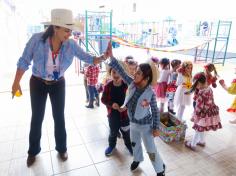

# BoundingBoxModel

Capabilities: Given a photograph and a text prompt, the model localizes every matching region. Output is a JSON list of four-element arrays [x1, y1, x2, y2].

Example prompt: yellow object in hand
[[15, 90, 22, 97]]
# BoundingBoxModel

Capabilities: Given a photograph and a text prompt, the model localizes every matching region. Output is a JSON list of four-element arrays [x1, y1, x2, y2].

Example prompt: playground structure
[[74, 10, 233, 66], [114, 20, 233, 66], [74, 10, 112, 55], [85, 10, 112, 55], [76, 13, 181, 54], [74, 10, 112, 72], [194, 20, 232, 65], [117, 18, 179, 47]]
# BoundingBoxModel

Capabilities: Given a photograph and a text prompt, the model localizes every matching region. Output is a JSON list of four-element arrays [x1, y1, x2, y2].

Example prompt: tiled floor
[[0, 63, 236, 176]]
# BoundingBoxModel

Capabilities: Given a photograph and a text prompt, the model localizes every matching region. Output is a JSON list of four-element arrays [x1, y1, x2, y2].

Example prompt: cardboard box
[[159, 112, 187, 143]]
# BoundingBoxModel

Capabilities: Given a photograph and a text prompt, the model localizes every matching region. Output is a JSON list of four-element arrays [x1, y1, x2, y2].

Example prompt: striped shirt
[[108, 57, 160, 129]]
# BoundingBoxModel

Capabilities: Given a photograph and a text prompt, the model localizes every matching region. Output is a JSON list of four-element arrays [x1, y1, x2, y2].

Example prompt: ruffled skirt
[[174, 85, 192, 106]]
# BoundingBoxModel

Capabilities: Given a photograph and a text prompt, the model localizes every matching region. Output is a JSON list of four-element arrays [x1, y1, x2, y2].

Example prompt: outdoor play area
[[71, 10, 235, 68]]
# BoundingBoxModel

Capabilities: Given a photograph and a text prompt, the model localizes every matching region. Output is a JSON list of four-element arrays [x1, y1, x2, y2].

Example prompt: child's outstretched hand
[[152, 129, 160, 137], [219, 79, 225, 85], [219, 79, 228, 91]]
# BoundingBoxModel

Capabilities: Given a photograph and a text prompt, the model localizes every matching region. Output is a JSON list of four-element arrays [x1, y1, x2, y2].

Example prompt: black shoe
[[85, 104, 94, 109], [27, 154, 36, 167], [59, 152, 68, 161], [168, 108, 176, 115], [105, 146, 114, 156], [130, 161, 140, 171], [169, 110, 176, 115], [157, 164, 166, 176]]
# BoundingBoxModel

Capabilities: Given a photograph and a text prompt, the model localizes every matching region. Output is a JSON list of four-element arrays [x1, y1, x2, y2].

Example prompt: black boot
[[168, 107, 176, 115], [157, 164, 166, 176], [86, 101, 94, 108], [27, 154, 36, 167], [58, 152, 68, 161], [130, 161, 140, 171]]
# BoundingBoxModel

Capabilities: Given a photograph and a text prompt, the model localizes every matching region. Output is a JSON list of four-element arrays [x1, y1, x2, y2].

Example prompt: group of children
[[103, 54, 166, 176], [82, 55, 139, 109], [82, 42, 235, 175]]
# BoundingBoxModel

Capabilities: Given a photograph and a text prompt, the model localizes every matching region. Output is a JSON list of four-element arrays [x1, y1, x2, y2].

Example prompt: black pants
[[108, 112, 131, 149], [28, 76, 67, 155]]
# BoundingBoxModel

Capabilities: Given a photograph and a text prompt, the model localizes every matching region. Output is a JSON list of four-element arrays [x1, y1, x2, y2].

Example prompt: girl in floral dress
[[192, 63, 219, 108], [185, 72, 222, 150]]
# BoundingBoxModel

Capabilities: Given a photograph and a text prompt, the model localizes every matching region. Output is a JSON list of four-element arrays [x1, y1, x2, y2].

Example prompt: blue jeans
[[87, 85, 98, 105], [28, 76, 67, 155], [130, 123, 164, 173]]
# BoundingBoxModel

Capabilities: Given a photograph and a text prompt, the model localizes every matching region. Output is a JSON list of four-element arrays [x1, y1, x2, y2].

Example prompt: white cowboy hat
[[42, 9, 78, 31], [148, 59, 159, 86]]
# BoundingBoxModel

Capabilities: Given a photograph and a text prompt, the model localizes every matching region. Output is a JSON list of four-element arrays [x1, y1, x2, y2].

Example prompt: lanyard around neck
[[49, 38, 61, 65]]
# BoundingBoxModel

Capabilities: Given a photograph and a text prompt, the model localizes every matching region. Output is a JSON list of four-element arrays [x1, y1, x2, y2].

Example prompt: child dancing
[[107, 47, 165, 175], [185, 72, 222, 150]]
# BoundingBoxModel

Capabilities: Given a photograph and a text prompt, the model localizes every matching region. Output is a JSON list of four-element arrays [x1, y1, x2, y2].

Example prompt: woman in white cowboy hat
[[106, 43, 166, 176], [11, 9, 112, 167]]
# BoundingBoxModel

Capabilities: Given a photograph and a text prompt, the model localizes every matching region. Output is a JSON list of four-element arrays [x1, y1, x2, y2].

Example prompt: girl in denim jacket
[[107, 53, 165, 176]]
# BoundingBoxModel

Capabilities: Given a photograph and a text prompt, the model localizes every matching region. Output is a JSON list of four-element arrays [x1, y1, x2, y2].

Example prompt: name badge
[[53, 71, 59, 80]]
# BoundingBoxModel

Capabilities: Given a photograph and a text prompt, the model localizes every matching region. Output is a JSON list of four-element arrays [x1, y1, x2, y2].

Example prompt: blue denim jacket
[[123, 82, 153, 120], [17, 32, 94, 79]]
